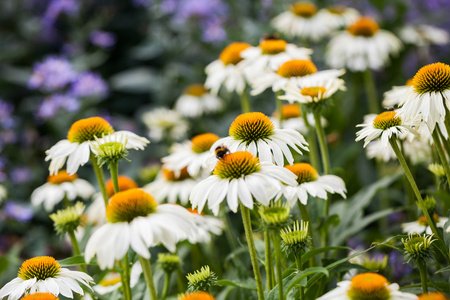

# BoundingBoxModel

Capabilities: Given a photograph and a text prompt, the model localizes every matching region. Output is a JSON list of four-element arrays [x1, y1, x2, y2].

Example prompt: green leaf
[[286, 267, 329, 294], [302, 246, 352, 264], [435, 265, 450, 274], [58, 255, 96, 267], [266, 274, 307, 300], [443, 211, 450, 253], [217, 279, 257, 290], [0, 256, 8, 275]]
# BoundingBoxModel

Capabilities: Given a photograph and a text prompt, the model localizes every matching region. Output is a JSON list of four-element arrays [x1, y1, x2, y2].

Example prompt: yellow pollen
[[184, 84, 208, 97], [372, 111, 401, 130], [281, 104, 301, 120], [405, 78, 413, 86], [106, 188, 157, 223], [219, 42, 251, 65], [18, 256, 60, 281], [191, 133, 220, 153], [412, 62, 450, 94], [277, 60, 317, 78], [290, 2, 318, 18], [213, 151, 260, 179], [347, 273, 390, 300], [347, 17, 380, 37], [47, 170, 78, 184], [418, 292, 449, 300], [285, 163, 318, 184], [300, 87, 327, 98], [106, 175, 138, 197], [67, 117, 114, 143], [163, 166, 191, 181], [260, 39, 287, 55], [179, 291, 216, 300], [327, 5, 347, 14], [20, 293, 59, 300], [229, 112, 275, 143]]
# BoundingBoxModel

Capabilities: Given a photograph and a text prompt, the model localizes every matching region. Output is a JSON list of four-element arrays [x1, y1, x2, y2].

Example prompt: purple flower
[[0, 100, 15, 129], [201, 19, 227, 43], [176, 0, 228, 21], [28, 57, 78, 92], [10, 167, 32, 184], [70, 72, 108, 98], [132, 0, 152, 7], [160, 0, 178, 14], [389, 251, 413, 280], [37, 94, 80, 119], [90, 30, 117, 49], [5, 202, 34, 222], [42, 0, 78, 27]]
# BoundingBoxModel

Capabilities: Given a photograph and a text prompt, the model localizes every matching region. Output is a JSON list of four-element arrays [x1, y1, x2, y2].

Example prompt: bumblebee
[[215, 145, 230, 159], [385, 106, 395, 111]]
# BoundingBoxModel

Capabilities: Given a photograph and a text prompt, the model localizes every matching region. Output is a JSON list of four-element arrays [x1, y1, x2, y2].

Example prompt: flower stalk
[[90, 154, 109, 206], [264, 230, 275, 290], [139, 256, 158, 300], [363, 69, 379, 114], [271, 230, 284, 300]]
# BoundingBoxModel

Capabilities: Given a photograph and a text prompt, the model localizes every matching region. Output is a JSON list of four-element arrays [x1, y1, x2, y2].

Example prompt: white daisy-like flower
[[205, 42, 251, 95], [85, 188, 198, 269], [316, 272, 418, 300], [190, 150, 298, 215], [0, 184, 7, 204], [143, 166, 199, 205], [209, 112, 309, 167], [402, 214, 448, 235], [282, 163, 346, 206], [397, 62, 450, 133], [320, 5, 360, 30], [174, 84, 223, 118], [162, 133, 220, 177], [326, 17, 402, 72], [399, 24, 450, 47], [271, 1, 333, 41], [45, 117, 149, 175], [279, 77, 345, 104], [250, 59, 344, 96], [92, 272, 121, 295], [382, 79, 413, 107], [240, 37, 312, 79], [355, 110, 419, 148], [141, 108, 189, 142], [186, 209, 224, 244], [31, 170, 95, 212], [0, 256, 93, 300], [271, 103, 326, 134], [85, 175, 138, 226]]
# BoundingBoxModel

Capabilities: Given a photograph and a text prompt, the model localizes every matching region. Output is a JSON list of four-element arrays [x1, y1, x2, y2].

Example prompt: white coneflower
[[399, 24, 450, 47], [31, 170, 95, 212], [326, 17, 402, 72], [141, 108, 189, 142], [271, 104, 326, 135], [320, 5, 360, 30], [382, 79, 413, 107], [0, 256, 93, 300], [402, 214, 448, 235], [280, 77, 345, 105], [186, 208, 224, 244], [174, 84, 223, 118]]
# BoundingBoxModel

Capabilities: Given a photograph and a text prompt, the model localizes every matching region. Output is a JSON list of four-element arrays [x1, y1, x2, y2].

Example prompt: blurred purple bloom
[[90, 30, 116, 48], [0, 158, 6, 182], [37, 94, 80, 119], [0, 100, 15, 129], [132, 0, 152, 7], [389, 251, 413, 280], [176, 0, 228, 21], [42, 0, 78, 26], [70, 72, 108, 98], [5, 202, 34, 222], [10, 167, 32, 184], [28, 57, 78, 92], [160, 0, 178, 14], [1, 131, 17, 145], [201, 19, 227, 43]]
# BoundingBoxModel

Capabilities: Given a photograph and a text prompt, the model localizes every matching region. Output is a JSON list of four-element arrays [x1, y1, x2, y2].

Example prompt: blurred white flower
[[142, 108, 189, 142]]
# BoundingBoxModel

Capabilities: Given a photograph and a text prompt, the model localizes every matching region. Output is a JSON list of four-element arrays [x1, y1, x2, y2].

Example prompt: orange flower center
[[347, 17, 380, 37], [106, 189, 157, 223], [47, 170, 78, 184], [412, 62, 450, 94], [405, 78, 413, 86], [229, 112, 274, 143], [163, 166, 191, 181], [18, 256, 60, 280], [179, 291, 216, 300], [418, 292, 449, 300], [191, 133, 220, 153], [213, 151, 261, 179], [417, 214, 440, 226], [67, 117, 114, 143], [285, 163, 318, 184], [219, 42, 251, 65], [187, 208, 205, 216], [184, 84, 208, 97], [347, 273, 390, 300], [20, 293, 59, 300], [372, 111, 401, 130], [291, 2, 317, 18], [281, 104, 301, 120], [106, 175, 138, 197], [260, 39, 287, 55], [277, 60, 317, 78], [301, 87, 327, 98]]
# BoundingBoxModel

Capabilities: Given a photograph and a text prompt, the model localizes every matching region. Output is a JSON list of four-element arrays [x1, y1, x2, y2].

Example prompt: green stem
[[90, 155, 109, 206], [161, 272, 170, 300], [109, 161, 120, 194], [139, 256, 158, 300], [67, 230, 87, 273], [313, 109, 330, 175], [120, 255, 132, 300], [271, 230, 284, 300], [363, 69, 379, 114], [417, 260, 428, 294], [300, 104, 320, 170], [176, 267, 185, 293], [240, 87, 251, 113], [431, 128, 450, 189], [240, 204, 265, 300], [295, 251, 304, 300], [264, 230, 275, 290]]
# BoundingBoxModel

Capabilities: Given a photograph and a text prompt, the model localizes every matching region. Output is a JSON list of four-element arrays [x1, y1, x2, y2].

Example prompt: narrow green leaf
[[217, 279, 257, 290], [302, 246, 352, 264]]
